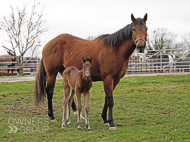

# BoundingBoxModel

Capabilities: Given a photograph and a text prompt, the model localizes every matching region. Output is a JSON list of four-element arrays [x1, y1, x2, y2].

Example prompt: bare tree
[[86, 36, 95, 40], [147, 28, 176, 52], [183, 32, 190, 49], [182, 32, 190, 57], [0, 0, 48, 75]]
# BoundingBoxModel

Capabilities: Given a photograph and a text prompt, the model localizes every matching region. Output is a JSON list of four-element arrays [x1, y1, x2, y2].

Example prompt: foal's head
[[81, 57, 92, 81], [131, 13, 148, 53]]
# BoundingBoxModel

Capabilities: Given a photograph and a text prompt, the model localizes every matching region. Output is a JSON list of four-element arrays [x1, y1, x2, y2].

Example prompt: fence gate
[[127, 49, 190, 75]]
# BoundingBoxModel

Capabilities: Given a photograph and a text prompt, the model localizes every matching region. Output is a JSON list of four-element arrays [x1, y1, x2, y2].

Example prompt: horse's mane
[[96, 24, 132, 46], [96, 18, 145, 46]]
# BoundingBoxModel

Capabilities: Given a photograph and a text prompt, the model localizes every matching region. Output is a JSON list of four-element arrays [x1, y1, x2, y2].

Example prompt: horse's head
[[131, 13, 148, 53], [82, 57, 92, 81]]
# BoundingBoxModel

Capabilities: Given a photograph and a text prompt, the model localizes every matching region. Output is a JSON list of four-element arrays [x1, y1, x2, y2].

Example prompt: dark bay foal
[[62, 57, 92, 131]]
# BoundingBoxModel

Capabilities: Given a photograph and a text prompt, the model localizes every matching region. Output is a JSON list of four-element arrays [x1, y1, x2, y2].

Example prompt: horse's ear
[[81, 57, 85, 63], [143, 13, 148, 22], [89, 57, 92, 63], [131, 13, 136, 22]]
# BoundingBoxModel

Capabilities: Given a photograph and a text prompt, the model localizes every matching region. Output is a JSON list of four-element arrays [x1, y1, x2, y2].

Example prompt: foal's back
[[62, 66, 81, 89]]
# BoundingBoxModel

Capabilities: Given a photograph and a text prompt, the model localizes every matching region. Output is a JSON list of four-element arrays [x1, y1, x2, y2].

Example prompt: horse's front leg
[[83, 91, 91, 131], [102, 75, 116, 130], [101, 95, 109, 125], [76, 89, 82, 131]]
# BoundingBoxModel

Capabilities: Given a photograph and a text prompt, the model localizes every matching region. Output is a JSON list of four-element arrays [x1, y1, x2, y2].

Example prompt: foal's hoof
[[50, 119, 57, 122], [109, 127, 117, 130], [103, 123, 110, 126], [78, 128, 81, 131], [86, 125, 92, 132]]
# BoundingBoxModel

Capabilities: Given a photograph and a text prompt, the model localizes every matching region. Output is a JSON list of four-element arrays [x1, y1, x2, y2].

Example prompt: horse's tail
[[34, 58, 46, 106]]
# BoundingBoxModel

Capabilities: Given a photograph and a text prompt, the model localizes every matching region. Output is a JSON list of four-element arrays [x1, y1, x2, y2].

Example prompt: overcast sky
[[0, 0, 190, 56]]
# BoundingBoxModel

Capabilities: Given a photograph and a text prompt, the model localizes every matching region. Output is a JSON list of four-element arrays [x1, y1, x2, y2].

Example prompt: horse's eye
[[146, 28, 148, 31], [133, 29, 135, 32]]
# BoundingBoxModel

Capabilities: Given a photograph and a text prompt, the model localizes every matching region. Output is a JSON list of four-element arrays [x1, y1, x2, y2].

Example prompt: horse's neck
[[118, 38, 136, 61]]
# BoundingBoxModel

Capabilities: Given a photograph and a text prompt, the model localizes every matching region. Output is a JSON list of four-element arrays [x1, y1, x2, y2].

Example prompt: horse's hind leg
[[46, 74, 57, 122], [83, 91, 91, 131], [67, 88, 74, 126], [62, 82, 70, 128], [59, 68, 78, 115]]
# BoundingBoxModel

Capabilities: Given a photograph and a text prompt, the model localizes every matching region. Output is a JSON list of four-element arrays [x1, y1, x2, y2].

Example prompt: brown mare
[[34, 13, 148, 130], [62, 57, 92, 131]]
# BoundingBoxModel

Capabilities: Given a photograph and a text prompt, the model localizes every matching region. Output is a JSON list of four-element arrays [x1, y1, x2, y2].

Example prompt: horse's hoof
[[67, 122, 71, 126], [61, 125, 65, 128], [103, 123, 110, 126], [50, 119, 57, 122], [88, 128, 92, 132], [109, 127, 117, 130], [78, 128, 81, 131]]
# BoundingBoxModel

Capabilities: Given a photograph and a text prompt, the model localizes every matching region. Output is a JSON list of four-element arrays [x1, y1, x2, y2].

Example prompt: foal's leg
[[67, 88, 75, 126], [59, 69, 83, 120], [62, 82, 70, 128], [76, 90, 82, 131], [102, 75, 116, 130], [83, 91, 91, 131]]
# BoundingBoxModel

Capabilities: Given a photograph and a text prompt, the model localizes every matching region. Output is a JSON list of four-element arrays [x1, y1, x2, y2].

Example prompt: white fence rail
[[1, 49, 190, 76], [0, 57, 41, 76], [127, 49, 190, 74]]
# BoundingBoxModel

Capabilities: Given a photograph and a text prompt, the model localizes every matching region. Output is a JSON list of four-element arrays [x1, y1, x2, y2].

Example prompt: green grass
[[0, 74, 190, 141]]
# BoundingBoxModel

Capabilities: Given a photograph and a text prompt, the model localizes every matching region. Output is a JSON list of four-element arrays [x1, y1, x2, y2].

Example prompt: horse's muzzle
[[133, 37, 146, 53], [85, 75, 90, 81], [137, 44, 145, 53]]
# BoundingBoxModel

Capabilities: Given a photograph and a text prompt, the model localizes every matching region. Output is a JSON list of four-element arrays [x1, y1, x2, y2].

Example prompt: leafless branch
[[0, 0, 47, 75]]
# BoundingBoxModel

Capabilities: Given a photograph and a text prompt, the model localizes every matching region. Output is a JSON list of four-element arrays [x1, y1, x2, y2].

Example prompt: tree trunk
[[19, 67, 24, 76], [20, 56, 24, 76], [16, 55, 24, 76]]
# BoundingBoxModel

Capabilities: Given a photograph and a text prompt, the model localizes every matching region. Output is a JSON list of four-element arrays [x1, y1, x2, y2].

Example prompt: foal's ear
[[143, 13, 148, 22], [81, 57, 86, 63], [89, 57, 92, 63], [131, 13, 136, 22]]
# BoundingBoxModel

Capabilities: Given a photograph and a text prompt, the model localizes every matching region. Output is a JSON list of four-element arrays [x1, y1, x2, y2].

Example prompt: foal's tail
[[34, 58, 46, 106]]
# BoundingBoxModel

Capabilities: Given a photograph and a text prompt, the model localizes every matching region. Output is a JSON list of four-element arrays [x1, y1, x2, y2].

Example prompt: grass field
[[0, 74, 190, 141]]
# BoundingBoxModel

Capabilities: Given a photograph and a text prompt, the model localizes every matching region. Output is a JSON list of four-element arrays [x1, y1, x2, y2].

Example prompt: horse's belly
[[91, 76, 102, 82]]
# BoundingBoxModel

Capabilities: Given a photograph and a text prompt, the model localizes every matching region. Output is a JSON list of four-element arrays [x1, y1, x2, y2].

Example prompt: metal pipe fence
[[127, 49, 190, 74], [0, 49, 190, 76]]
